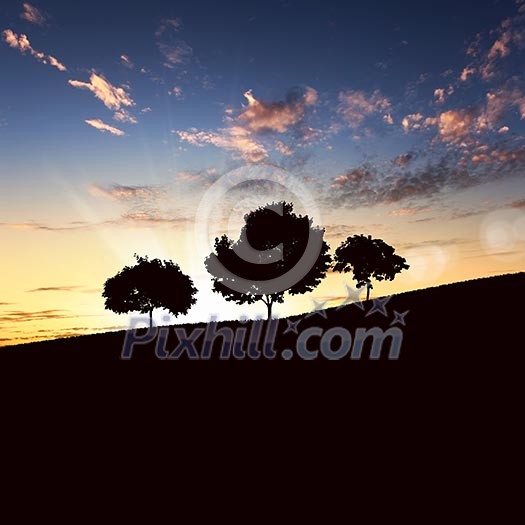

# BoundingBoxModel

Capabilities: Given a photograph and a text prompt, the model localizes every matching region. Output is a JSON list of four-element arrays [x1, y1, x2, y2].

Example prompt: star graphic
[[336, 283, 365, 311], [390, 310, 409, 326], [284, 318, 301, 335], [305, 298, 328, 319], [365, 296, 392, 317]]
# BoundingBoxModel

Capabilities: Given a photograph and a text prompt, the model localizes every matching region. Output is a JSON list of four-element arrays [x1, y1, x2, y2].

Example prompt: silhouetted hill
[[3, 272, 524, 368], [2, 273, 524, 508]]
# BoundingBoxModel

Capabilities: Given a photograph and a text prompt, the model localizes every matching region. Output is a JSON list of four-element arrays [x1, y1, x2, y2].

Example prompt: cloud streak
[[26, 286, 81, 293], [176, 126, 268, 163], [84, 119, 125, 136], [2, 29, 66, 71], [87, 183, 160, 201]]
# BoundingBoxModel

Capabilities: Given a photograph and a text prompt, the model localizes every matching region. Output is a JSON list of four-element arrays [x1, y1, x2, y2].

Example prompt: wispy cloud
[[84, 119, 125, 136], [2, 29, 66, 71], [155, 17, 192, 67], [0, 221, 87, 231], [119, 211, 189, 226], [460, 4, 525, 82], [87, 183, 160, 201], [330, 148, 525, 208], [113, 110, 138, 124], [155, 18, 182, 38], [0, 309, 75, 324], [169, 86, 183, 98], [26, 286, 81, 293], [68, 73, 135, 114], [20, 3, 47, 26], [120, 54, 134, 69], [337, 89, 391, 128], [158, 41, 193, 66], [176, 127, 268, 163]]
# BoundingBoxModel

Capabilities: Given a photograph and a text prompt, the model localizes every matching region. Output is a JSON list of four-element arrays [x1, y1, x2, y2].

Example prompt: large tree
[[205, 202, 332, 320], [102, 255, 197, 327], [333, 234, 409, 300]]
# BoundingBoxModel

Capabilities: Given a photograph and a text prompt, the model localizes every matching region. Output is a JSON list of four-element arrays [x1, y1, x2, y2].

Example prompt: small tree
[[333, 235, 409, 301], [205, 202, 332, 320], [102, 255, 197, 327]]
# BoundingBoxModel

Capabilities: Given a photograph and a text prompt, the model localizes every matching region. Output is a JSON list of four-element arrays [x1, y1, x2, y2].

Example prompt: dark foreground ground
[[1, 273, 524, 516]]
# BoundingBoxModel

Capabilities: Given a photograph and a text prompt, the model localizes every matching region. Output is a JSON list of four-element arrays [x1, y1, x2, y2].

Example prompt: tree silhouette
[[205, 202, 332, 320], [333, 234, 409, 301], [102, 255, 197, 327]]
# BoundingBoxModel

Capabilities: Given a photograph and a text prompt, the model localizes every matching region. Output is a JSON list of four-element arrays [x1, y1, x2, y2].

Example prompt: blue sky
[[1, 0, 525, 186], [1, 0, 524, 344]]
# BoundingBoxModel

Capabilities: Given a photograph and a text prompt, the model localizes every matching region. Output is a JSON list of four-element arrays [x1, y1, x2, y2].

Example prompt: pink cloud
[[402, 113, 425, 132], [20, 3, 47, 26], [2, 29, 66, 71], [68, 73, 134, 111], [238, 87, 318, 133], [175, 126, 268, 163], [337, 89, 391, 128], [460, 66, 476, 82]]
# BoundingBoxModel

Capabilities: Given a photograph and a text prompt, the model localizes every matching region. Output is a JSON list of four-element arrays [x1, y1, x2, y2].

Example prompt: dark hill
[[3, 272, 524, 366], [2, 273, 524, 509]]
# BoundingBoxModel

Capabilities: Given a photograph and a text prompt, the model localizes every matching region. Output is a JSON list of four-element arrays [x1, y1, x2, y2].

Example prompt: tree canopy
[[205, 202, 332, 320], [333, 234, 409, 300], [102, 255, 197, 327]]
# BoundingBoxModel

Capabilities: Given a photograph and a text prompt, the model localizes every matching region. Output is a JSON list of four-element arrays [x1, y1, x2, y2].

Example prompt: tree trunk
[[366, 282, 371, 301], [262, 295, 273, 321], [149, 309, 153, 329]]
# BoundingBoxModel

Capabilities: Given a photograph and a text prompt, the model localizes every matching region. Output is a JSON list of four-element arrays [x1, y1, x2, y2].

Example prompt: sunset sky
[[1, 0, 525, 346]]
